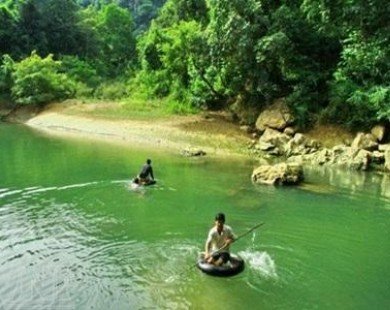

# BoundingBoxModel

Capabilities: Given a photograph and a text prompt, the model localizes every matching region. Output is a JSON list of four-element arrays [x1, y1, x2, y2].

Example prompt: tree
[[135, 0, 213, 105], [302, 0, 390, 128], [17, 0, 49, 57], [0, 6, 18, 56], [95, 3, 137, 76], [41, 0, 88, 56], [207, 0, 277, 106]]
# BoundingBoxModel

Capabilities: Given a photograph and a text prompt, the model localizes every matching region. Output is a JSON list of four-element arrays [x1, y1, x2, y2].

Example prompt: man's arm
[[204, 232, 213, 258], [205, 240, 211, 255]]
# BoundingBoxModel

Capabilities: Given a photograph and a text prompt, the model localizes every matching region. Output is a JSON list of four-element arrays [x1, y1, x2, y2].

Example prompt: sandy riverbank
[[23, 103, 253, 157]]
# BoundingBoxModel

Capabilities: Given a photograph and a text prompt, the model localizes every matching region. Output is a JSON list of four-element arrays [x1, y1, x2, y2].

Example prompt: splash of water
[[239, 250, 278, 279]]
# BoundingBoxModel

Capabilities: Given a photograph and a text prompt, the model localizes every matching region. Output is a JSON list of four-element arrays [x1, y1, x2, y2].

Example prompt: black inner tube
[[197, 254, 245, 277]]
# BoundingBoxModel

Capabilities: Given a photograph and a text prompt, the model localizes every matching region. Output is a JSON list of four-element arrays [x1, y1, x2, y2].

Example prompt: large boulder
[[349, 149, 371, 171], [351, 132, 378, 151], [258, 127, 290, 155], [252, 163, 304, 185], [285, 133, 321, 157], [255, 99, 294, 132], [286, 145, 374, 171], [371, 125, 386, 142], [378, 144, 390, 152]]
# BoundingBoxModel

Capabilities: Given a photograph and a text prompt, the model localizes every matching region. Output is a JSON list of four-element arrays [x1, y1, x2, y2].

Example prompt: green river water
[[0, 123, 389, 310]]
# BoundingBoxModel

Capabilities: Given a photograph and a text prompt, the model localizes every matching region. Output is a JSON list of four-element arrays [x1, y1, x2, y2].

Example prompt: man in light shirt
[[204, 213, 236, 266]]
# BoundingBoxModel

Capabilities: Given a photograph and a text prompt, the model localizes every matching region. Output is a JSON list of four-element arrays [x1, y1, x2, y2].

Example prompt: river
[[0, 123, 389, 309]]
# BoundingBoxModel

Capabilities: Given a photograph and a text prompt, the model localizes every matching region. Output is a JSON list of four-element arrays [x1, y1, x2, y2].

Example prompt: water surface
[[0, 123, 389, 309]]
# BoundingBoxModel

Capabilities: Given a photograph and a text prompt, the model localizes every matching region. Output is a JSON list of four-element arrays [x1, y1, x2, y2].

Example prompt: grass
[[305, 124, 355, 148], [62, 96, 199, 121]]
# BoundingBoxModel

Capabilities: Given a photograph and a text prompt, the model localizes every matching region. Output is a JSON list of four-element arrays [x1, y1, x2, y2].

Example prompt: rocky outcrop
[[351, 132, 378, 151], [255, 99, 294, 132], [371, 125, 386, 142], [251, 108, 389, 172], [252, 163, 304, 185], [256, 128, 290, 155]]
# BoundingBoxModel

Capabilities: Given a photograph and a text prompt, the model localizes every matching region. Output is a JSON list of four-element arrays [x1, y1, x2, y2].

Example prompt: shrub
[[11, 52, 75, 106], [60, 55, 101, 97], [94, 80, 128, 100], [0, 54, 14, 93]]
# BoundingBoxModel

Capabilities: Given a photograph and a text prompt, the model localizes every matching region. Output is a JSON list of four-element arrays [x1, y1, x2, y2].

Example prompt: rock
[[332, 145, 348, 155], [313, 149, 332, 165], [240, 125, 251, 133], [284, 133, 320, 157], [350, 149, 371, 171], [257, 141, 275, 151], [251, 162, 304, 185], [255, 99, 294, 131], [258, 128, 290, 155], [371, 151, 385, 164], [252, 120, 390, 172], [378, 144, 390, 152], [309, 146, 371, 170], [284, 127, 296, 136], [351, 132, 378, 151], [371, 125, 386, 142], [181, 148, 206, 157]]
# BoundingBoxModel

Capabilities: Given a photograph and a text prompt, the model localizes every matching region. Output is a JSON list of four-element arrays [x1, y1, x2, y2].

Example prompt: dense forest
[[0, 0, 389, 130]]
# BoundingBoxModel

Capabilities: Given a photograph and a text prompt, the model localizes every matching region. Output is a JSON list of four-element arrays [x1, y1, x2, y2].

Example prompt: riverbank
[[20, 101, 253, 157]]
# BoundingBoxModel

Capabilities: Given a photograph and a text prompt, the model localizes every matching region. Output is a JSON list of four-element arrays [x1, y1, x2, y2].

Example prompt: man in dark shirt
[[138, 159, 154, 184]]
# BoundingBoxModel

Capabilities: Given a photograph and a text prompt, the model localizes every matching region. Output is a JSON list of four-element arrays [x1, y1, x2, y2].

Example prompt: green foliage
[[129, 67, 170, 99], [326, 30, 390, 129], [94, 3, 137, 76], [41, 0, 84, 55], [76, 0, 166, 34], [1, 0, 389, 127], [157, 0, 208, 26], [0, 6, 19, 56], [17, 0, 49, 56], [0, 54, 15, 92], [208, 0, 269, 100], [164, 95, 198, 114], [187, 64, 225, 108], [11, 52, 75, 105], [60, 56, 101, 97], [94, 80, 129, 100], [371, 86, 390, 122], [136, 12, 212, 108]]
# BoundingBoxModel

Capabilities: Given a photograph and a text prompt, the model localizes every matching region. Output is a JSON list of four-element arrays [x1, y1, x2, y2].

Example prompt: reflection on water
[[304, 166, 390, 203], [380, 174, 390, 201]]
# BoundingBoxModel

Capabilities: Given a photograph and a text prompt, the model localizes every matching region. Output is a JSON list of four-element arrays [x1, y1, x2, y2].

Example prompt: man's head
[[215, 213, 225, 223], [146, 159, 152, 164], [215, 213, 225, 232]]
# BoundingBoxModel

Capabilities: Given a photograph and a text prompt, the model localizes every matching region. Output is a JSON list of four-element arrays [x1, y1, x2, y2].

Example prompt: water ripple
[[239, 250, 278, 279]]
